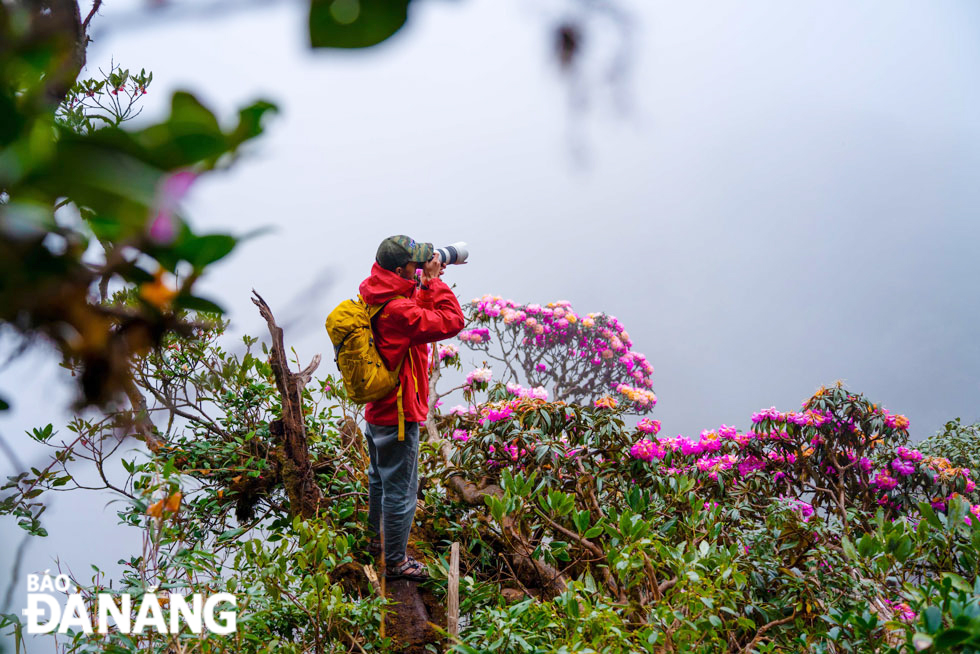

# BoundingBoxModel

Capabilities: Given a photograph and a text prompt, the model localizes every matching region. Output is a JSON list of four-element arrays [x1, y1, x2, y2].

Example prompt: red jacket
[[359, 262, 465, 425]]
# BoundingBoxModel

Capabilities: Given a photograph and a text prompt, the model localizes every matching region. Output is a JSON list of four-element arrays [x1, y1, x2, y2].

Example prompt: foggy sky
[[3, 1, 979, 649]]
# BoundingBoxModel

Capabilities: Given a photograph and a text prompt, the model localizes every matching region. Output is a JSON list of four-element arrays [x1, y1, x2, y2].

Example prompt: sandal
[[385, 556, 429, 582], [368, 538, 382, 558]]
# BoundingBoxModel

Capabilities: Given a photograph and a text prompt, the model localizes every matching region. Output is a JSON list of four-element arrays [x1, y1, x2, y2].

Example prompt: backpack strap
[[362, 294, 411, 441]]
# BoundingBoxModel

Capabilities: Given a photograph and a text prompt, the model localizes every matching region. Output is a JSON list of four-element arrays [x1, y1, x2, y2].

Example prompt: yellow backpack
[[325, 295, 411, 440]]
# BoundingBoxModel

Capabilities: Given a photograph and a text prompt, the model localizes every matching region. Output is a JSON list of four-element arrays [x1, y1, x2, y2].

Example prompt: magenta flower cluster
[[459, 327, 490, 344], [479, 402, 516, 425], [465, 367, 492, 388], [488, 441, 529, 464], [883, 599, 917, 623], [751, 407, 832, 427], [636, 418, 662, 435], [464, 296, 656, 410], [505, 383, 549, 401], [438, 343, 460, 361], [625, 401, 978, 522]]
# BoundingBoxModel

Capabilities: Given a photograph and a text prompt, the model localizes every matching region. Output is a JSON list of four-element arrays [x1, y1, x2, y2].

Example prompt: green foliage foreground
[[1, 305, 979, 653]]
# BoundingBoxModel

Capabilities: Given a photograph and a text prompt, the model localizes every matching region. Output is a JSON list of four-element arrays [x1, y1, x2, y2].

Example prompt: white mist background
[[3, 1, 980, 650]]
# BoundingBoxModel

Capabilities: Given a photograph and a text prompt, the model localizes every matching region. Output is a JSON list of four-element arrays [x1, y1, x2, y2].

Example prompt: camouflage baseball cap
[[376, 235, 434, 272]]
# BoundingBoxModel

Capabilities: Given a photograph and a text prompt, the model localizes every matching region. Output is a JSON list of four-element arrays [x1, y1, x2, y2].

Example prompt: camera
[[434, 242, 469, 265]]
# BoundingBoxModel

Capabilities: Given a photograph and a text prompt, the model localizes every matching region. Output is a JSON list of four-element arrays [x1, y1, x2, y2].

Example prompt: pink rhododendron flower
[[465, 367, 492, 386], [678, 437, 702, 457], [614, 383, 658, 408], [636, 418, 661, 435], [699, 430, 722, 453], [737, 456, 766, 477], [896, 446, 923, 462], [147, 170, 197, 245], [480, 403, 515, 424], [893, 603, 916, 622], [438, 343, 459, 361], [594, 396, 617, 409], [793, 499, 814, 522], [874, 471, 898, 491], [718, 424, 738, 440], [459, 328, 491, 344], [148, 211, 179, 244], [505, 383, 548, 401], [891, 458, 916, 476], [751, 407, 783, 423], [884, 414, 910, 429], [630, 439, 664, 462], [696, 454, 737, 476]]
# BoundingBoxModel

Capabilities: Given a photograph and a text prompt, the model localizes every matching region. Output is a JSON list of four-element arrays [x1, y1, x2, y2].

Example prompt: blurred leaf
[[309, 0, 410, 49], [134, 92, 226, 168], [175, 233, 237, 269], [0, 395, 8, 411], [923, 605, 942, 634], [117, 265, 156, 285], [933, 627, 970, 648], [0, 89, 25, 145], [175, 294, 225, 314], [230, 101, 279, 146]]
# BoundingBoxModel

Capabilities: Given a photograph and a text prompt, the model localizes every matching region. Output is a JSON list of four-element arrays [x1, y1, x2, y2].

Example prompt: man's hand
[[422, 254, 446, 283]]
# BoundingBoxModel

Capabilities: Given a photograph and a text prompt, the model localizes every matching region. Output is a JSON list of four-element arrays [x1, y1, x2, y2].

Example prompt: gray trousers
[[364, 421, 420, 566]]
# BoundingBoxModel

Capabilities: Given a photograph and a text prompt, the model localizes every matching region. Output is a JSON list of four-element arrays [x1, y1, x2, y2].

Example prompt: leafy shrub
[[3, 295, 979, 653], [920, 418, 980, 472]]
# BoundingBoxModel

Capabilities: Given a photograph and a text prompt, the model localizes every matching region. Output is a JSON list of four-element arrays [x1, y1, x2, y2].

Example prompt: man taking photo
[[358, 235, 465, 581]]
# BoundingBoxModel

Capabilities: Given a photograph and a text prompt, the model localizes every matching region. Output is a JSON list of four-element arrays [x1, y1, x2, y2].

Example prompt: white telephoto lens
[[436, 242, 468, 265]]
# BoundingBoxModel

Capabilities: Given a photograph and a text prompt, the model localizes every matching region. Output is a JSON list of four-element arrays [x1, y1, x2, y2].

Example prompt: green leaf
[[566, 593, 579, 619], [309, 0, 411, 49], [176, 233, 237, 269], [0, 395, 8, 411], [918, 502, 944, 530], [218, 527, 246, 542], [175, 294, 225, 314], [942, 572, 971, 593], [857, 533, 876, 557], [923, 605, 942, 634], [894, 536, 913, 563], [230, 101, 278, 146], [934, 628, 971, 649], [167, 91, 223, 148], [118, 265, 156, 285]]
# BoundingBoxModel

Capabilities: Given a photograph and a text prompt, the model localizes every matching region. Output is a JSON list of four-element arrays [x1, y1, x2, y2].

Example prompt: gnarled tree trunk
[[252, 290, 322, 519]]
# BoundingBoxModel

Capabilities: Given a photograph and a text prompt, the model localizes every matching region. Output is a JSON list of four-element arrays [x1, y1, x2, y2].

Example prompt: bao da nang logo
[[22, 571, 237, 635]]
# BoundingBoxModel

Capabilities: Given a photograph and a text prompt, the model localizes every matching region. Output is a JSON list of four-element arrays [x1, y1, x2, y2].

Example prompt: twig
[[738, 611, 797, 654], [447, 542, 460, 637]]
